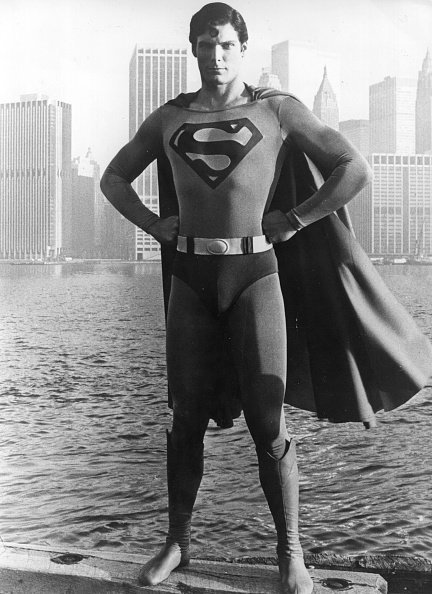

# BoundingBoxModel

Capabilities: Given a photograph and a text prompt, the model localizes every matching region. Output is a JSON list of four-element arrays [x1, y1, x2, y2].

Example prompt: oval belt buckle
[[207, 239, 229, 255]]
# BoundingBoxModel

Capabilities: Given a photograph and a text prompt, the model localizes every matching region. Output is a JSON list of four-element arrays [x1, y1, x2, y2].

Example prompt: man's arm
[[263, 96, 372, 243], [100, 109, 178, 245]]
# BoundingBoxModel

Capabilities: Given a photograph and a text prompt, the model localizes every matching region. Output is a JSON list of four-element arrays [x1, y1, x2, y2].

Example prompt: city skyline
[[130, 45, 189, 259], [0, 0, 430, 169], [350, 153, 432, 257], [0, 95, 72, 260], [271, 39, 341, 111]]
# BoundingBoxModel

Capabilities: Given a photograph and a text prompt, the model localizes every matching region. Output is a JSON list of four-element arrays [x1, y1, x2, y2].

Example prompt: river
[[0, 261, 431, 561]]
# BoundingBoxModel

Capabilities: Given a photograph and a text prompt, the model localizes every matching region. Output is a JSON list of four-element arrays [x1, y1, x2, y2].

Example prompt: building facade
[[271, 39, 340, 110], [257, 67, 281, 90], [339, 119, 370, 156], [70, 149, 104, 258], [349, 154, 432, 257], [0, 94, 71, 260], [129, 46, 188, 260], [369, 76, 416, 154], [415, 49, 432, 154], [312, 66, 339, 130]]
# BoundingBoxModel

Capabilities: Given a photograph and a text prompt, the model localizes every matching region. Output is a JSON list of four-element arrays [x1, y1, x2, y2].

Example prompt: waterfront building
[[339, 120, 370, 156], [271, 39, 340, 109], [0, 94, 71, 260], [369, 76, 416, 154], [349, 154, 432, 257], [257, 67, 281, 90], [129, 45, 188, 260], [71, 149, 107, 258], [415, 49, 432, 154], [312, 66, 339, 130]]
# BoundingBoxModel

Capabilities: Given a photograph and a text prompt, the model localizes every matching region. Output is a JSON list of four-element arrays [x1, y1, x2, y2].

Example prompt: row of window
[[137, 48, 187, 55], [373, 155, 432, 165], [0, 102, 71, 109]]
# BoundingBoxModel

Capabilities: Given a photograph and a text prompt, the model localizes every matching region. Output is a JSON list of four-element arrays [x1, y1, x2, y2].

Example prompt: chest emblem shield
[[169, 118, 263, 188]]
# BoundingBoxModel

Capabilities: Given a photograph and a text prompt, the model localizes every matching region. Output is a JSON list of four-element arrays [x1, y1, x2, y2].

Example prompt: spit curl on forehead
[[189, 2, 248, 56], [208, 25, 219, 38]]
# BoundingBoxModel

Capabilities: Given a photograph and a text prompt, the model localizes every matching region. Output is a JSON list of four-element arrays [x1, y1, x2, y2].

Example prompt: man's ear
[[241, 42, 247, 54]]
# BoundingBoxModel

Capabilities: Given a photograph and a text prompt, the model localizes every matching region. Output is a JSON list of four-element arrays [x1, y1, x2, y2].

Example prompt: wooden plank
[[303, 552, 432, 594], [0, 568, 142, 594], [0, 543, 387, 593]]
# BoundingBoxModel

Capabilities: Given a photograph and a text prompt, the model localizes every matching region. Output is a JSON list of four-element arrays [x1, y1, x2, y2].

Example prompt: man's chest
[[161, 105, 285, 190]]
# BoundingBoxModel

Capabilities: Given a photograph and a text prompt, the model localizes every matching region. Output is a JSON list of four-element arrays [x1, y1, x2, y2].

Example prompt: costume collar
[[165, 84, 299, 108]]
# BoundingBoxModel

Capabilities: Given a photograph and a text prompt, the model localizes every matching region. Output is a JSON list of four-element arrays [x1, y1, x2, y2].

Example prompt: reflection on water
[[0, 262, 431, 560]]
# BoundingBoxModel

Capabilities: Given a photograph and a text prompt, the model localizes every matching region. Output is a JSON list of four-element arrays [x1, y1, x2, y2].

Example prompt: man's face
[[195, 22, 246, 87]]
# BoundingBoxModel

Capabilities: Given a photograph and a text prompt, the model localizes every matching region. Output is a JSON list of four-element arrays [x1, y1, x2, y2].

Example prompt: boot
[[165, 430, 204, 566], [256, 439, 304, 560]]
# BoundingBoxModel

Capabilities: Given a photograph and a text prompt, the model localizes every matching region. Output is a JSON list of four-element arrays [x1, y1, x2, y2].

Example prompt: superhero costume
[[103, 86, 432, 429], [102, 86, 432, 584]]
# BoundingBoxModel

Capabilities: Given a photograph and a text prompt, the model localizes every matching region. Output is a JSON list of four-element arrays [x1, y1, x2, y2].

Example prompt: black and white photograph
[[1, 1, 432, 592]]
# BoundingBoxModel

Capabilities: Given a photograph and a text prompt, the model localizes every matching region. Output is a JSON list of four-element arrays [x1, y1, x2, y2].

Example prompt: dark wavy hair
[[189, 3, 248, 56]]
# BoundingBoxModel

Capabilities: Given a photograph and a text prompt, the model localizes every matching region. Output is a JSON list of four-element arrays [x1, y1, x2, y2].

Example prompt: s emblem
[[169, 119, 263, 188]]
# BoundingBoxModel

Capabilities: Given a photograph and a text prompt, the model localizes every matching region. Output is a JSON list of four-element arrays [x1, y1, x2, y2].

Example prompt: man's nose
[[210, 44, 223, 62]]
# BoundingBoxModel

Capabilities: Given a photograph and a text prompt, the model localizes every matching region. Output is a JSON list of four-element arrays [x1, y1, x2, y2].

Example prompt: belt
[[177, 235, 272, 255]]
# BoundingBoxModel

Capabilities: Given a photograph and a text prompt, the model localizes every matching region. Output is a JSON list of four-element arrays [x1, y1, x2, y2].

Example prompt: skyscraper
[[271, 40, 340, 109], [129, 46, 188, 260], [71, 149, 105, 258], [0, 94, 71, 260], [339, 120, 370, 156], [369, 76, 416, 154], [415, 49, 432, 154], [257, 67, 281, 90], [312, 66, 339, 130], [350, 154, 432, 256]]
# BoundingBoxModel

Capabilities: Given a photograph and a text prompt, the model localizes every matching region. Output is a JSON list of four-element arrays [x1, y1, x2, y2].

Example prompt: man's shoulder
[[164, 86, 302, 109], [165, 91, 200, 108], [247, 85, 299, 103]]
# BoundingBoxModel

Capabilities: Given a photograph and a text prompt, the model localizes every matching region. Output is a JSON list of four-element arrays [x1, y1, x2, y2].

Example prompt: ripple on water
[[0, 262, 431, 560]]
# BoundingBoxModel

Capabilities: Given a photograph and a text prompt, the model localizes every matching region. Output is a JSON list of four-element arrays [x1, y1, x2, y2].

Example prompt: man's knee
[[253, 430, 288, 461], [171, 408, 208, 450], [246, 407, 289, 461]]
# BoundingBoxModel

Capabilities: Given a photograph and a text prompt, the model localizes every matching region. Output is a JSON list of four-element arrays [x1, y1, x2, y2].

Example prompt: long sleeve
[[279, 97, 373, 227], [100, 108, 164, 232]]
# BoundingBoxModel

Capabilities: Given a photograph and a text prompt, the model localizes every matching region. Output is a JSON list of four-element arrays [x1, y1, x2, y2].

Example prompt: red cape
[[156, 87, 432, 428]]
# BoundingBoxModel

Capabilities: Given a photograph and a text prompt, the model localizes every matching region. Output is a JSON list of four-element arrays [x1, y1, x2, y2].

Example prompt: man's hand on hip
[[147, 216, 179, 245], [262, 210, 297, 244]]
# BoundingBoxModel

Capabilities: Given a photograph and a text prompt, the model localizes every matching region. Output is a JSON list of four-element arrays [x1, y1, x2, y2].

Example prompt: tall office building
[[258, 67, 281, 90], [415, 49, 432, 154], [369, 76, 416, 154], [349, 154, 432, 256], [0, 94, 71, 260], [70, 149, 103, 258], [271, 40, 341, 109], [71, 149, 127, 259], [339, 120, 370, 156], [129, 46, 188, 260], [312, 66, 339, 130]]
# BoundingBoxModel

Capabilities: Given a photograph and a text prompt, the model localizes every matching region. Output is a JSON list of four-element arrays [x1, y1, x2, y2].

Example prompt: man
[[100, 4, 429, 593]]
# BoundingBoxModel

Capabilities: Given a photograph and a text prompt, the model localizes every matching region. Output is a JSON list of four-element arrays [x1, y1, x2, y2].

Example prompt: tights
[[167, 253, 289, 460]]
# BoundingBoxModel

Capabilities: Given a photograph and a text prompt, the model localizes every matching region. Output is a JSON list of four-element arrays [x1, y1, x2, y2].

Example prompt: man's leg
[[227, 273, 313, 594], [139, 275, 219, 586]]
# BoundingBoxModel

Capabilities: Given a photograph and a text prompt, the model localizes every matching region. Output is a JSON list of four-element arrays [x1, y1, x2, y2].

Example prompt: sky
[[1, 0, 431, 170]]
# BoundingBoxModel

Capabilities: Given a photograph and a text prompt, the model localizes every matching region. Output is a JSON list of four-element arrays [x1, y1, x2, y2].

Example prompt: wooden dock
[[0, 542, 392, 593], [1, 542, 430, 593]]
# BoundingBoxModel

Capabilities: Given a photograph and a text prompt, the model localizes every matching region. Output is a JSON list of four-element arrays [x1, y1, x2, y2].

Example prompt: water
[[0, 262, 431, 561]]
